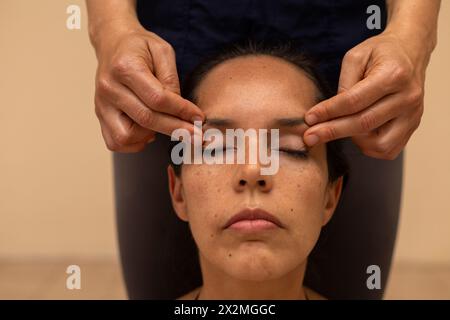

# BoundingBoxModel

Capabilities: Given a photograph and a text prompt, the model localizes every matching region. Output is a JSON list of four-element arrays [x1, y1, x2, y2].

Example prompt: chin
[[223, 255, 284, 282]]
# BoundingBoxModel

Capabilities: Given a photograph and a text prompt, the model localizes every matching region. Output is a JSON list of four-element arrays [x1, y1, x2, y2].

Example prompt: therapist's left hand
[[302, 31, 431, 160]]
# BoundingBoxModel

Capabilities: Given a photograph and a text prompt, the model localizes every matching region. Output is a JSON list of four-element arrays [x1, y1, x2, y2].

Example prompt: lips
[[223, 208, 284, 230]]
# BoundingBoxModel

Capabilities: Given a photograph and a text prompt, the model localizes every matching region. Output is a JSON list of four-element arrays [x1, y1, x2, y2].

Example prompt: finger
[[99, 120, 150, 153], [136, 108, 198, 137], [102, 82, 184, 133], [353, 115, 414, 160], [101, 78, 201, 136], [303, 92, 404, 146], [337, 48, 370, 94], [148, 39, 181, 94], [101, 105, 156, 146], [113, 60, 204, 123], [305, 68, 396, 126]]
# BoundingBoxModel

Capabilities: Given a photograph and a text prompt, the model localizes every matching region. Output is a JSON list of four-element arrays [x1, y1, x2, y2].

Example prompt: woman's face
[[168, 55, 343, 281]]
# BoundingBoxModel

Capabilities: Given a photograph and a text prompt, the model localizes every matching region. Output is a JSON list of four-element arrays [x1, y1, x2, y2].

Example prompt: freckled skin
[[169, 55, 343, 284]]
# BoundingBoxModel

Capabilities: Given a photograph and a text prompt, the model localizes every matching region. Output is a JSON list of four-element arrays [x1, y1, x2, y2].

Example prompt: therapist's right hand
[[92, 25, 204, 152]]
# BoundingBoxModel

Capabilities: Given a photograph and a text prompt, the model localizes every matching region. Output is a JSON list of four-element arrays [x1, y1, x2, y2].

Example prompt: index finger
[[305, 69, 394, 126], [117, 63, 204, 123]]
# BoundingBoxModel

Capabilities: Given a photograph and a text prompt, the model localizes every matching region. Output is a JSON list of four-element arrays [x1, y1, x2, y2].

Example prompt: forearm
[[385, 0, 441, 62], [86, 0, 140, 49]]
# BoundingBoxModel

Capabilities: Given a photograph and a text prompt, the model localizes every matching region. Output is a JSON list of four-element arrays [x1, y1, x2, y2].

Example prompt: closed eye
[[202, 146, 236, 156], [277, 148, 309, 159]]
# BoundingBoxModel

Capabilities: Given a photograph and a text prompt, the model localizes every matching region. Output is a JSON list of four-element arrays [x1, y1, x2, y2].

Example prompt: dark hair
[[170, 38, 349, 187]]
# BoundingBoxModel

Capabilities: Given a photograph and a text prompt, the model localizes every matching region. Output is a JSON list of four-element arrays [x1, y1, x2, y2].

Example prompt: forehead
[[194, 55, 319, 125]]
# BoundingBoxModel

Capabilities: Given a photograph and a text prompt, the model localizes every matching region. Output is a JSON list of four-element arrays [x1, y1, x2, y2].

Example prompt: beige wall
[[394, 0, 450, 263], [0, 0, 114, 259], [0, 0, 449, 264]]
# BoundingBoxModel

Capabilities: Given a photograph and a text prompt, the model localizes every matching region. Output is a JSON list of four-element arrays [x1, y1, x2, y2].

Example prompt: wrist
[[383, 24, 436, 71], [88, 16, 143, 53], [385, 16, 437, 57]]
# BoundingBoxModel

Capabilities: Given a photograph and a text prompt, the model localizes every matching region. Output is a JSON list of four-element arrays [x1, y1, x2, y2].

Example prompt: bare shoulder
[[304, 286, 327, 300], [177, 286, 202, 300]]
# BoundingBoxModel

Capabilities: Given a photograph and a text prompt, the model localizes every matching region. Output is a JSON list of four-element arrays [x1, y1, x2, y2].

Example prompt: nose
[[233, 163, 273, 193]]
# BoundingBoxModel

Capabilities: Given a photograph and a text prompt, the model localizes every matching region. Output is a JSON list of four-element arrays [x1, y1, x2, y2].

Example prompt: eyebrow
[[202, 117, 234, 127], [272, 117, 306, 127], [202, 117, 306, 128]]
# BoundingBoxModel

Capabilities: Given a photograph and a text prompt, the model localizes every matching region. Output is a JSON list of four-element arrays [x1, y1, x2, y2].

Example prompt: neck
[[197, 253, 308, 300]]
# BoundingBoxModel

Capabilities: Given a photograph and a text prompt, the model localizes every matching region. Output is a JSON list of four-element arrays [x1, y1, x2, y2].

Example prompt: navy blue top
[[136, 0, 386, 92]]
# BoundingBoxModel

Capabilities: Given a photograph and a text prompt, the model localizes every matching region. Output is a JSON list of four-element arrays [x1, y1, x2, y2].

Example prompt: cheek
[[180, 165, 229, 242], [293, 166, 325, 206], [182, 165, 229, 206], [274, 158, 328, 244], [277, 157, 327, 207]]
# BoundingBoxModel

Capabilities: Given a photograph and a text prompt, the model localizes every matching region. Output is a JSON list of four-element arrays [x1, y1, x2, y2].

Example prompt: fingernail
[[193, 123, 202, 134], [305, 113, 318, 126], [191, 116, 203, 124], [305, 134, 319, 146]]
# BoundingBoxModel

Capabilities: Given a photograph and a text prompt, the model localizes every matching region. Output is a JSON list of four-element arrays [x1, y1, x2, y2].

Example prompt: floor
[[0, 259, 449, 299]]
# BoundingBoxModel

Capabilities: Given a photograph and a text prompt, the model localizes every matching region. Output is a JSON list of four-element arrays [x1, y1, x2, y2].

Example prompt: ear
[[167, 165, 189, 222], [322, 176, 344, 226]]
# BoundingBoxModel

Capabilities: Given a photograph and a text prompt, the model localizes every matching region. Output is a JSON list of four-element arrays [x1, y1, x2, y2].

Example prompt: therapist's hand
[[302, 31, 432, 160], [92, 24, 204, 152]]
